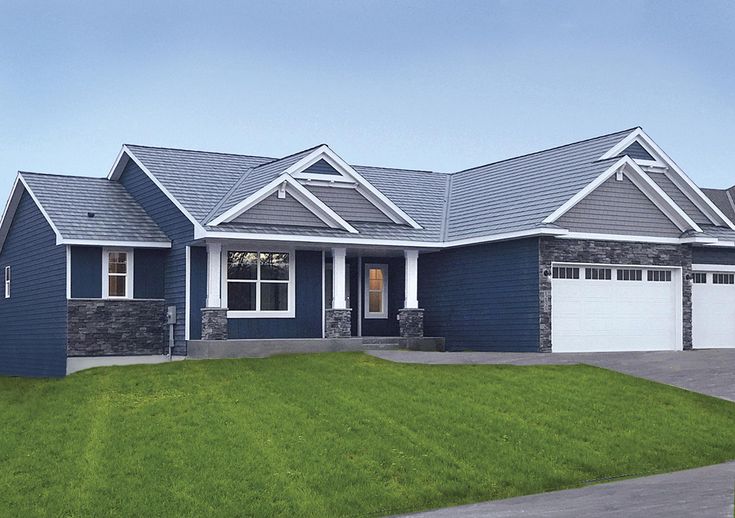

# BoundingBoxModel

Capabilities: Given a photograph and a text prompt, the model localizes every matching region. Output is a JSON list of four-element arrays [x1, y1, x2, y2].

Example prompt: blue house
[[2, 127, 735, 377]]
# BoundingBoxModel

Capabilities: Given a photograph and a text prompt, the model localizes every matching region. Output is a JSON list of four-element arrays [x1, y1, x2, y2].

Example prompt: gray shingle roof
[[20, 172, 169, 243], [702, 187, 735, 223], [445, 129, 633, 240]]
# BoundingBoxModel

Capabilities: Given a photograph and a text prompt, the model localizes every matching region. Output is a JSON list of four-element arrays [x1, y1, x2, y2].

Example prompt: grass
[[1, 353, 734, 517]]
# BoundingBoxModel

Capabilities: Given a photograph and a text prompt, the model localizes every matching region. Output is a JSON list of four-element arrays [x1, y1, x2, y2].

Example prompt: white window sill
[[364, 314, 388, 320], [227, 310, 295, 319]]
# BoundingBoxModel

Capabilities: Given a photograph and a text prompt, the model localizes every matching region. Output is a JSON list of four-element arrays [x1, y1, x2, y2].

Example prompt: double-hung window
[[4, 266, 10, 299], [364, 263, 388, 319], [103, 249, 132, 298], [226, 251, 294, 317]]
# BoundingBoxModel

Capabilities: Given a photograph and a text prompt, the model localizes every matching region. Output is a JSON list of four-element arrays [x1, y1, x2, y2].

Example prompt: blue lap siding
[[189, 246, 207, 340], [0, 190, 67, 377], [70, 246, 102, 298], [418, 238, 540, 351], [227, 250, 323, 339], [133, 249, 166, 299], [118, 160, 194, 353]]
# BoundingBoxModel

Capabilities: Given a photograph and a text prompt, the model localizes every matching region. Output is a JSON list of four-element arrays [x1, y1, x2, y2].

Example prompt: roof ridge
[[250, 144, 326, 171], [124, 143, 275, 161], [354, 164, 447, 175], [450, 127, 640, 175], [19, 170, 109, 181]]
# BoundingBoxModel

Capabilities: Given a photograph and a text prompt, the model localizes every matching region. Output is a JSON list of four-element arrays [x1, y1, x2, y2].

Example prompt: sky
[[1, 0, 734, 205]]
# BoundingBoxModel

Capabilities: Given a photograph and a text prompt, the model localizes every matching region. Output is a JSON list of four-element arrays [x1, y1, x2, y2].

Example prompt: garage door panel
[[693, 275, 735, 349], [552, 266, 680, 353]]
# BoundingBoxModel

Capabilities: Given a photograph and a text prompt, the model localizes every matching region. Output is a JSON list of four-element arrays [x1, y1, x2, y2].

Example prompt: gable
[[230, 192, 329, 228], [302, 159, 341, 176], [305, 186, 393, 223], [556, 174, 682, 237], [619, 141, 655, 161], [646, 171, 710, 225]]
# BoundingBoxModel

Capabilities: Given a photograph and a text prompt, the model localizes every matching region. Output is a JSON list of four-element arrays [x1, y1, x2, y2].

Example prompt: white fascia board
[[208, 175, 358, 233], [543, 157, 701, 233], [198, 227, 568, 250], [603, 129, 735, 230], [109, 147, 206, 232], [543, 156, 629, 224], [60, 239, 172, 248], [693, 263, 735, 271], [700, 240, 735, 248], [558, 232, 687, 245], [288, 146, 423, 230], [624, 160, 702, 233]]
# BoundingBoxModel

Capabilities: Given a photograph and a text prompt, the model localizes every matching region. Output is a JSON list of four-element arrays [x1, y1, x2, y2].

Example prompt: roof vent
[[87, 212, 95, 218]]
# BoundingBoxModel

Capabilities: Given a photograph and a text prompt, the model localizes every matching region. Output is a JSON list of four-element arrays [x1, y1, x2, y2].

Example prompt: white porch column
[[404, 249, 419, 309], [332, 247, 347, 310], [206, 241, 223, 308]]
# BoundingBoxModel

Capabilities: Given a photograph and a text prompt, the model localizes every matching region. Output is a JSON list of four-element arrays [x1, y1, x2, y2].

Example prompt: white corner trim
[[692, 264, 735, 272], [208, 174, 358, 233], [601, 129, 735, 230], [185, 245, 191, 341], [66, 245, 72, 299], [109, 146, 206, 231], [543, 156, 701, 233]]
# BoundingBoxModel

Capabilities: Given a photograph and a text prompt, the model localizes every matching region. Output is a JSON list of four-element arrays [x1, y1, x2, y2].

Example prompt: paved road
[[371, 349, 735, 517], [369, 349, 735, 401], [399, 462, 735, 518]]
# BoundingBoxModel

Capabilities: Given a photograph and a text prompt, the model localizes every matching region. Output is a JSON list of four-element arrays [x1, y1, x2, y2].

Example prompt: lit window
[[617, 269, 643, 281], [552, 267, 580, 279], [4, 266, 10, 299], [647, 270, 672, 282], [585, 268, 612, 280], [104, 250, 131, 298], [365, 264, 388, 318], [226, 251, 291, 313], [693, 273, 707, 284], [713, 273, 735, 285]]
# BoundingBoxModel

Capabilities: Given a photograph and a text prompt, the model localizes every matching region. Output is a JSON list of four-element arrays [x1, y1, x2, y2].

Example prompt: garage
[[692, 268, 735, 349], [551, 263, 682, 352]]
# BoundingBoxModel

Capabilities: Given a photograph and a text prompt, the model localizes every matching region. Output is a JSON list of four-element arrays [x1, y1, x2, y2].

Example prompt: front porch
[[193, 242, 435, 345]]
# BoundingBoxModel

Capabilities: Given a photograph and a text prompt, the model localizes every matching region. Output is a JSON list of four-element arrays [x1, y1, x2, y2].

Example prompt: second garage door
[[693, 270, 735, 349], [551, 264, 681, 353]]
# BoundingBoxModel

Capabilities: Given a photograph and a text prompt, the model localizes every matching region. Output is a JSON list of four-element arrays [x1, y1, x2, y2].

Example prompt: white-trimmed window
[[585, 267, 611, 280], [102, 249, 133, 298], [617, 269, 643, 281], [225, 250, 295, 317], [713, 273, 735, 285], [4, 266, 10, 299], [552, 267, 579, 279], [693, 273, 707, 284], [364, 263, 388, 319], [647, 270, 672, 282]]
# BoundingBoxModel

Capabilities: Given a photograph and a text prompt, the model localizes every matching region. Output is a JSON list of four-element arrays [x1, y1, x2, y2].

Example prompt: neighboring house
[[1, 127, 735, 377]]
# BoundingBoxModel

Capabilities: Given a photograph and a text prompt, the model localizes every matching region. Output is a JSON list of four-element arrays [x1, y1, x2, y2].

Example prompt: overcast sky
[[1, 0, 733, 204]]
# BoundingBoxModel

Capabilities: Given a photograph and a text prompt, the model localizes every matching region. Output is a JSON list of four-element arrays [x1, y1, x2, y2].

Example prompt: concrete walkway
[[371, 349, 735, 517], [400, 462, 735, 518], [368, 349, 735, 401]]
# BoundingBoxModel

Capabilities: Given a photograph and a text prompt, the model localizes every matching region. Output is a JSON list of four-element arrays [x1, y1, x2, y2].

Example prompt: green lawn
[[1, 353, 735, 517]]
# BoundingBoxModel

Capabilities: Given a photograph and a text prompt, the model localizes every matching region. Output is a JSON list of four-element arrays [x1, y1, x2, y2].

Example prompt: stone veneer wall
[[67, 299, 166, 356], [325, 309, 352, 338], [538, 238, 693, 352], [398, 309, 424, 337]]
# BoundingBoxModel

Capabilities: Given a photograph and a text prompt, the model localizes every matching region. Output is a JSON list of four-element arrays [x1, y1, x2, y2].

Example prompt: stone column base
[[399, 308, 424, 337], [325, 308, 352, 338], [202, 308, 228, 340]]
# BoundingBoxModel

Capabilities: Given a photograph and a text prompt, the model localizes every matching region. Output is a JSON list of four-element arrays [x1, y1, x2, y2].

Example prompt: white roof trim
[[600, 128, 735, 230], [558, 232, 695, 245], [61, 239, 172, 248], [208, 174, 358, 233], [0, 174, 65, 252], [197, 227, 569, 249], [543, 156, 702, 233], [288, 146, 422, 229], [107, 146, 206, 231]]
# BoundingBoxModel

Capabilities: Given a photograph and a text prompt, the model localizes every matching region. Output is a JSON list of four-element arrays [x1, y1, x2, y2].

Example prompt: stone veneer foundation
[[67, 299, 166, 356], [398, 308, 424, 337], [201, 308, 228, 341], [538, 238, 693, 352], [325, 308, 352, 338]]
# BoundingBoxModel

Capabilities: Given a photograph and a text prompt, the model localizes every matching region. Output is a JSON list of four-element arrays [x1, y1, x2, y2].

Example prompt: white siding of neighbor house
[[231, 192, 328, 227], [556, 174, 682, 237]]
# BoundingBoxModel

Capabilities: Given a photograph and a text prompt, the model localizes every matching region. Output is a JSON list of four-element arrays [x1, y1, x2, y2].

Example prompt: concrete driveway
[[371, 348, 735, 517], [369, 348, 735, 401]]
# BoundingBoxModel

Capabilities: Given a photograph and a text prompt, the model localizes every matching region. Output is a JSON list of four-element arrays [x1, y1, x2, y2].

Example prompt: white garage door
[[693, 270, 735, 349], [552, 264, 681, 352]]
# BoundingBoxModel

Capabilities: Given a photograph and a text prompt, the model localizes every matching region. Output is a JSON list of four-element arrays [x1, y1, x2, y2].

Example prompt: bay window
[[225, 250, 294, 317]]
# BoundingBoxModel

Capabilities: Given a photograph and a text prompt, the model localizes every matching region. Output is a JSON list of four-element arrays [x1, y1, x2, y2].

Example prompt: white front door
[[693, 271, 735, 349], [551, 264, 681, 353]]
